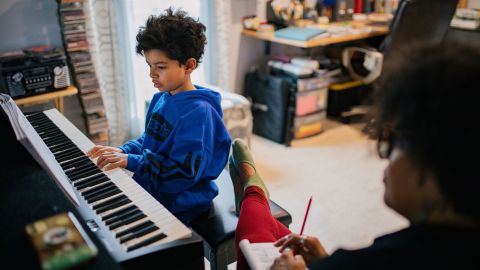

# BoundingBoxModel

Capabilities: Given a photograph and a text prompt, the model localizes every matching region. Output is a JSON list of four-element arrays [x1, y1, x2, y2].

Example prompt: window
[[121, 0, 208, 133]]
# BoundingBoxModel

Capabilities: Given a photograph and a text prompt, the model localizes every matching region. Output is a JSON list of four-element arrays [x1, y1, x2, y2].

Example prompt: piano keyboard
[[25, 109, 192, 261]]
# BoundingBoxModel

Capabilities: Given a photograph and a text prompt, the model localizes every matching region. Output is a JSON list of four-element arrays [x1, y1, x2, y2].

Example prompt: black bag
[[245, 71, 295, 145]]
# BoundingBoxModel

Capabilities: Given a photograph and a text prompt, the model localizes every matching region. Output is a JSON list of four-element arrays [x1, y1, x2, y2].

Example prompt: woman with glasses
[[229, 43, 480, 270]]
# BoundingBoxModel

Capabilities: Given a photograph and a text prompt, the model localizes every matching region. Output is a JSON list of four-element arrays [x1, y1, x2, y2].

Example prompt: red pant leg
[[235, 186, 291, 270]]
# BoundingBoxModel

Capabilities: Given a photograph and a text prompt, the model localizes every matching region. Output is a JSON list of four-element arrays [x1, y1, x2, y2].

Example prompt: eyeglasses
[[377, 126, 405, 160], [377, 132, 395, 159]]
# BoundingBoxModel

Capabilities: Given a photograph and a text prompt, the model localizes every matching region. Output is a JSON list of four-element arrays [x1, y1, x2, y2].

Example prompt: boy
[[87, 8, 231, 225]]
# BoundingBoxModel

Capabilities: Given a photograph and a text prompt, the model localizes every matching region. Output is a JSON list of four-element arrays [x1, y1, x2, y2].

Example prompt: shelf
[[14, 85, 78, 113], [241, 22, 389, 48]]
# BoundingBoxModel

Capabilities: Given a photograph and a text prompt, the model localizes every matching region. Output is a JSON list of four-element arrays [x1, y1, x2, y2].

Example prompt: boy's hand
[[86, 145, 123, 159], [96, 152, 128, 171]]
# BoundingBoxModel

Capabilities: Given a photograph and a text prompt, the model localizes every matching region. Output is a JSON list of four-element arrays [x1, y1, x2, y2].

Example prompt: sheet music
[[0, 94, 79, 206]]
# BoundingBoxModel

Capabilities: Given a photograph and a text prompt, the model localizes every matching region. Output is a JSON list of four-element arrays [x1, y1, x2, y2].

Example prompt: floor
[[250, 120, 408, 253]]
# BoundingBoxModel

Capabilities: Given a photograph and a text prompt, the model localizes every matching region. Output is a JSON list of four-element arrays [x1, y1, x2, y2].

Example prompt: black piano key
[[32, 121, 56, 129], [67, 166, 103, 181], [52, 146, 78, 156], [54, 148, 82, 160], [65, 162, 97, 175], [68, 170, 105, 182], [82, 182, 116, 198], [93, 194, 129, 210], [73, 172, 106, 186], [61, 157, 91, 169], [126, 232, 167, 252], [51, 144, 76, 154], [32, 118, 55, 126], [27, 112, 48, 119], [96, 198, 132, 215], [67, 166, 101, 180], [46, 138, 71, 148], [75, 175, 109, 190], [85, 188, 121, 204], [49, 141, 73, 152], [109, 211, 146, 230], [94, 195, 131, 214], [42, 131, 67, 140], [105, 207, 141, 226], [59, 156, 85, 166], [51, 143, 76, 151], [55, 150, 84, 162], [38, 129, 62, 138], [119, 223, 158, 244], [43, 133, 67, 143], [26, 112, 45, 119], [102, 205, 137, 221], [116, 220, 155, 238]]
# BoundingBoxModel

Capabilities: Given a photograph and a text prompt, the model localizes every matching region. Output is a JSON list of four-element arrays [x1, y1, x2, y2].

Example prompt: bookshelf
[[14, 85, 78, 114], [57, 0, 109, 145]]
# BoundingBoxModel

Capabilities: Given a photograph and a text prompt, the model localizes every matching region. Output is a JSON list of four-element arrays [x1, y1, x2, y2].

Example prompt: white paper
[[239, 239, 281, 270]]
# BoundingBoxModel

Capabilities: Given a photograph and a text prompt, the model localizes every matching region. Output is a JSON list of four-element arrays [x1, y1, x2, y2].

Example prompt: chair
[[342, 0, 459, 84], [191, 170, 292, 270]]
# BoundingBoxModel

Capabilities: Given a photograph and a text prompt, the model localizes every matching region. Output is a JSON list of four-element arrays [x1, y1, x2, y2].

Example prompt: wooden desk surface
[[14, 85, 78, 106], [242, 22, 389, 48]]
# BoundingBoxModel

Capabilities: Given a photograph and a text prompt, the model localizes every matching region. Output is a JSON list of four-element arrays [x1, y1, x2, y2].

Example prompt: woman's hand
[[86, 145, 123, 159], [270, 248, 306, 270], [274, 234, 328, 265]]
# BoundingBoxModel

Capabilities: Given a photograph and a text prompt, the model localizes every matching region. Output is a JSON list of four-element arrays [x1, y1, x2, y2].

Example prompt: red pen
[[300, 195, 312, 235]]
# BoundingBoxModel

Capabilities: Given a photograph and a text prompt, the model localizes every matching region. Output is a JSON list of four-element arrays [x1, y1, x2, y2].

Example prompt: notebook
[[274, 27, 327, 41], [239, 239, 281, 270]]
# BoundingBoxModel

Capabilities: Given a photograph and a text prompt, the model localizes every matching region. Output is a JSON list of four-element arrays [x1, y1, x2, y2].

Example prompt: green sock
[[231, 139, 270, 200], [228, 156, 243, 215]]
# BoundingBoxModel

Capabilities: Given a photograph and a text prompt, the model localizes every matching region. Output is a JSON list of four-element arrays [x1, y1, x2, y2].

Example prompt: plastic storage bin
[[293, 110, 326, 139], [295, 88, 328, 116]]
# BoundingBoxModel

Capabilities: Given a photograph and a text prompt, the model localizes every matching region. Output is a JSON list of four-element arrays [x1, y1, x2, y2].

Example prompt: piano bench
[[191, 170, 292, 270]]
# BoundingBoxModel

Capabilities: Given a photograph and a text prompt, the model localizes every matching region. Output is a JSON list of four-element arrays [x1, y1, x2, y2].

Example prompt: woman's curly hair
[[375, 43, 480, 218], [136, 7, 207, 66]]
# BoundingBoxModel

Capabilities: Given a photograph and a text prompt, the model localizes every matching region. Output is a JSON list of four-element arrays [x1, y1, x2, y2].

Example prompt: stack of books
[[58, 0, 109, 145]]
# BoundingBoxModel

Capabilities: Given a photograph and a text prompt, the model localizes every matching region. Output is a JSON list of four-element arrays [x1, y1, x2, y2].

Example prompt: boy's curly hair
[[136, 7, 207, 66]]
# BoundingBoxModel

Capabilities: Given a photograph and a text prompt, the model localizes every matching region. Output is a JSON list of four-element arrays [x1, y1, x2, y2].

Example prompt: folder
[[274, 27, 327, 41]]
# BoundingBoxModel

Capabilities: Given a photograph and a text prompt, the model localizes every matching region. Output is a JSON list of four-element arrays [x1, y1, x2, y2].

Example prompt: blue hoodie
[[119, 86, 231, 224]]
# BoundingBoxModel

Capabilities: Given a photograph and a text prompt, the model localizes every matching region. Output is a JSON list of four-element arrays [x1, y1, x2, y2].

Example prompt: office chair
[[342, 0, 459, 84]]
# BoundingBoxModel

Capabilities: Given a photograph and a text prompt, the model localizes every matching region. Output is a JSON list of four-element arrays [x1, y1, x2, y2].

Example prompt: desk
[[14, 85, 78, 113], [241, 22, 389, 49]]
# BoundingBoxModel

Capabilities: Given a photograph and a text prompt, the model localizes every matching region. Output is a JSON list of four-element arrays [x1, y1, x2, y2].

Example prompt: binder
[[274, 27, 327, 41]]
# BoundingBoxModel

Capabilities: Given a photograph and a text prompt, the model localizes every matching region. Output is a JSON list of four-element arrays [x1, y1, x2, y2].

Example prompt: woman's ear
[[185, 58, 197, 74]]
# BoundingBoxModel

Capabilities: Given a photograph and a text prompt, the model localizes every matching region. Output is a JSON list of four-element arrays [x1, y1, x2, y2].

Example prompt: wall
[[229, 0, 265, 93], [0, 0, 63, 52]]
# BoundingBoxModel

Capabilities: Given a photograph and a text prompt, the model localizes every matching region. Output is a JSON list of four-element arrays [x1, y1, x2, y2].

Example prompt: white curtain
[[83, 0, 131, 146], [212, 0, 232, 90]]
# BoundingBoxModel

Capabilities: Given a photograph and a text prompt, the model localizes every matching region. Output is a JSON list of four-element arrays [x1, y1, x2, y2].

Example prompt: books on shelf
[[59, 0, 108, 145]]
